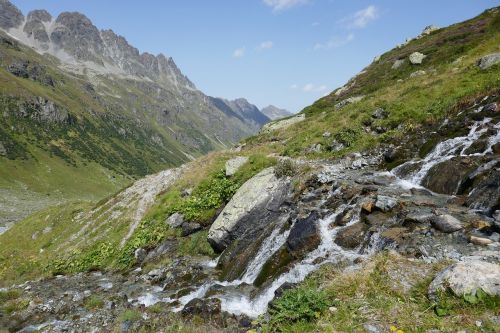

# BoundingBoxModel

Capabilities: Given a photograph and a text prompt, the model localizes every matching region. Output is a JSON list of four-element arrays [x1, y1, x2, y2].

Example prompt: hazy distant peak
[[261, 105, 292, 120]]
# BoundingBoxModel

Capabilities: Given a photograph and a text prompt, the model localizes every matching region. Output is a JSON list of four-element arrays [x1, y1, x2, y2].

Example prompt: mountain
[[0, 0, 269, 226], [260, 105, 292, 120], [1, 6, 499, 333]]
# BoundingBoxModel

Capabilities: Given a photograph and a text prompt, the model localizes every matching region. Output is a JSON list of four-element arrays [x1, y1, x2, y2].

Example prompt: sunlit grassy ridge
[[245, 8, 500, 160]]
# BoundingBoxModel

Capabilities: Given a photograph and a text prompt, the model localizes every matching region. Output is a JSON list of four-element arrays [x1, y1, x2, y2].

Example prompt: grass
[[243, 8, 500, 161], [260, 252, 500, 333]]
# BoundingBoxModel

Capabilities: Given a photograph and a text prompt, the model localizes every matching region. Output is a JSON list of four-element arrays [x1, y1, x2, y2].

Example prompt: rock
[[181, 188, 192, 197], [410, 70, 426, 78], [469, 236, 494, 246], [477, 53, 500, 70], [363, 323, 381, 333], [421, 25, 439, 35], [286, 211, 321, 259], [409, 52, 426, 64], [328, 306, 338, 313], [181, 298, 222, 321], [430, 214, 463, 233], [329, 140, 345, 152], [322, 131, 331, 138], [335, 96, 364, 109], [260, 114, 305, 133], [375, 195, 397, 212], [403, 213, 433, 226], [181, 222, 202, 237], [371, 108, 387, 119], [0, 142, 6, 156], [208, 167, 290, 252], [274, 282, 296, 298], [0, 0, 24, 30], [428, 261, 500, 300], [225, 156, 249, 176], [134, 248, 147, 264], [335, 222, 368, 249], [392, 59, 405, 69], [166, 212, 184, 228], [465, 168, 500, 215], [308, 144, 322, 153]]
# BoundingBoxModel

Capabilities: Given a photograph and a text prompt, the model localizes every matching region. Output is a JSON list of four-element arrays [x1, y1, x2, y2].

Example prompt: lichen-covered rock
[[477, 53, 500, 70], [181, 222, 202, 237], [372, 108, 387, 119], [207, 167, 290, 252], [409, 52, 426, 64], [225, 156, 249, 176], [428, 261, 500, 300]]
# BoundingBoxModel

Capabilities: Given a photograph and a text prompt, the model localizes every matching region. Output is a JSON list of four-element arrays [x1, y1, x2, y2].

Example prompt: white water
[[393, 118, 499, 186]]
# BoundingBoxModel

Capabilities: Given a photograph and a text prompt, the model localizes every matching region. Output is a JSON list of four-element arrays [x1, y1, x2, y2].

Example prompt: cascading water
[[393, 118, 500, 186]]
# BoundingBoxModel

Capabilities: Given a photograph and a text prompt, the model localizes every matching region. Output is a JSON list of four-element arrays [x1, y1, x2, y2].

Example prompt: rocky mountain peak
[[27, 9, 52, 23], [0, 0, 24, 30], [261, 105, 292, 120]]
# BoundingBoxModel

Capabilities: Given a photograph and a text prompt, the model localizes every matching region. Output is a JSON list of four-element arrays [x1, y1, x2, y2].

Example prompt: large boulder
[[286, 211, 321, 259], [477, 53, 500, 70], [428, 261, 500, 300], [208, 167, 290, 252], [409, 52, 426, 65], [430, 214, 463, 233], [165, 212, 184, 228], [421, 156, 482, 194], [464, 167, 500, 215], [225, 156, 248, 176], [335, 222, 368, 249]]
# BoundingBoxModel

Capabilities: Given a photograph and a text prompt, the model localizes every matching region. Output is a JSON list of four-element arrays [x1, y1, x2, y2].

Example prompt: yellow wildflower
[[397, 330, 404, 333], [389, 326, 397, 332]]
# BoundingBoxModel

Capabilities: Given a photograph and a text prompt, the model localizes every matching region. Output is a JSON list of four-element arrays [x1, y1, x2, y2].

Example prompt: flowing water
[[393, 118, 500, 186]]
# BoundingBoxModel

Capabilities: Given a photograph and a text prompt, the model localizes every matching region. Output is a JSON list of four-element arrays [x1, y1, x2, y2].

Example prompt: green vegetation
[[274, 159, 299, 178], [260, 253, 500, 332], [84, 295, 105, 310]]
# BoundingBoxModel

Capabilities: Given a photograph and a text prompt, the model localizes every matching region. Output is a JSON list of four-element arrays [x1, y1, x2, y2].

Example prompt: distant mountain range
[[260, 105, 293, 120], [0, 0, 275, 224]]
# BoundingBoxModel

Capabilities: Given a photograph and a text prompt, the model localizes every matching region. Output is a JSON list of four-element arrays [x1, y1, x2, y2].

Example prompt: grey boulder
[[477, 53, 500, 70], [409, 52, 426, 65], [428, 260, 500, 300], [225, 156, 249, 176], [166, 212, 184, 228], [430, 214, 463, 233]]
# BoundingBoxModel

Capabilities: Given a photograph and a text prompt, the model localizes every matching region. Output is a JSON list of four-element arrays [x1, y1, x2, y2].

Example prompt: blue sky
[[11, 0, 498, 112]]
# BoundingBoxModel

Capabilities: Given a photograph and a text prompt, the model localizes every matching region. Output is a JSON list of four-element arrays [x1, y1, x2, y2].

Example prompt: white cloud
[[340, 5, 379, 29], [258, 41, 274, 50], [314, 33, 354, 50], [302, 83, 328, 93], [233, 47, 245, 58], [263, 0, 309, 11]]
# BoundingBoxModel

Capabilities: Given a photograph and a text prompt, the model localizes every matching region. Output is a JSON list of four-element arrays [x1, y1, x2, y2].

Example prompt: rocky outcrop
[[477, 53, 500, 70], [335, 96, 364, 109], [0, 0, 23, 30], [260, 113, 305, 133], [208, 167, 290, 252], [428, 261, 500, 300], [18, 97, 72, 124]]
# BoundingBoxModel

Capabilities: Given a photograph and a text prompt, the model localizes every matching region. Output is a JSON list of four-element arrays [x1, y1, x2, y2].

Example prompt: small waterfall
[[394, 118, 499, 186]]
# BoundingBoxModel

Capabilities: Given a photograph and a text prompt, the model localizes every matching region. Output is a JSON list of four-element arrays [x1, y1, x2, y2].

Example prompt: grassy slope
[[245, 8, 500, 160]]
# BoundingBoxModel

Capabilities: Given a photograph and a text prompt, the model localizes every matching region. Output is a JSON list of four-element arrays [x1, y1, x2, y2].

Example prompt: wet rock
[[166, 213, 184, 228], [477, 53, 500, 70], [465, 168, 500, 215], [428, 261, 500, 300], [409, 52, 426, 64], [208, 167, 290, 252], [335, 222, 368, 249], [274, 282, 296, 298], [422, 156, 481, 195], [225, 156, 248, 176], [181, 298, 222, 321], [403, 213, 433, 227], [430, 215, 463, 233], [134, 248, 147, 264], [181, 222, 202, 237], [286, 211, 321, 259], [375, 195, 397, 212], [372, 108, 387, 119]]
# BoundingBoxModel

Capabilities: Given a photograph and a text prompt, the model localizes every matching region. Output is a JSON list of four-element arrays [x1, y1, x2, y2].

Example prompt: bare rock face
[[24, 10, 52, 48], [207, 167, 290, 252], [428, 261, 500, 300], [0, 0, 24, 30]]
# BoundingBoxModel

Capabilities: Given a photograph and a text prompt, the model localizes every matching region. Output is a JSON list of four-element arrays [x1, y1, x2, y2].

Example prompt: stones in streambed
[[335, 222, 368, 249], [428, 261, 500, 300], [208, 167, 290, 252], [181, 298, 222, 321], [469, 235, 494, 246], [225, 156, 248, 176], [375, 195, 397, 212], [286, 211, 321, 259], [430, 214, 463, 233]]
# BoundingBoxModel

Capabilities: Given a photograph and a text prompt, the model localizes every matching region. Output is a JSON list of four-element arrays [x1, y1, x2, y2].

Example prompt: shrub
[[267, 285, 331, 329], [274, 159, 298, 178]]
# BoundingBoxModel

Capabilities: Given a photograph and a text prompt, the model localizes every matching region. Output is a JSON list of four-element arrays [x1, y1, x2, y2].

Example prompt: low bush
[[274, 159, 298, 178]]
